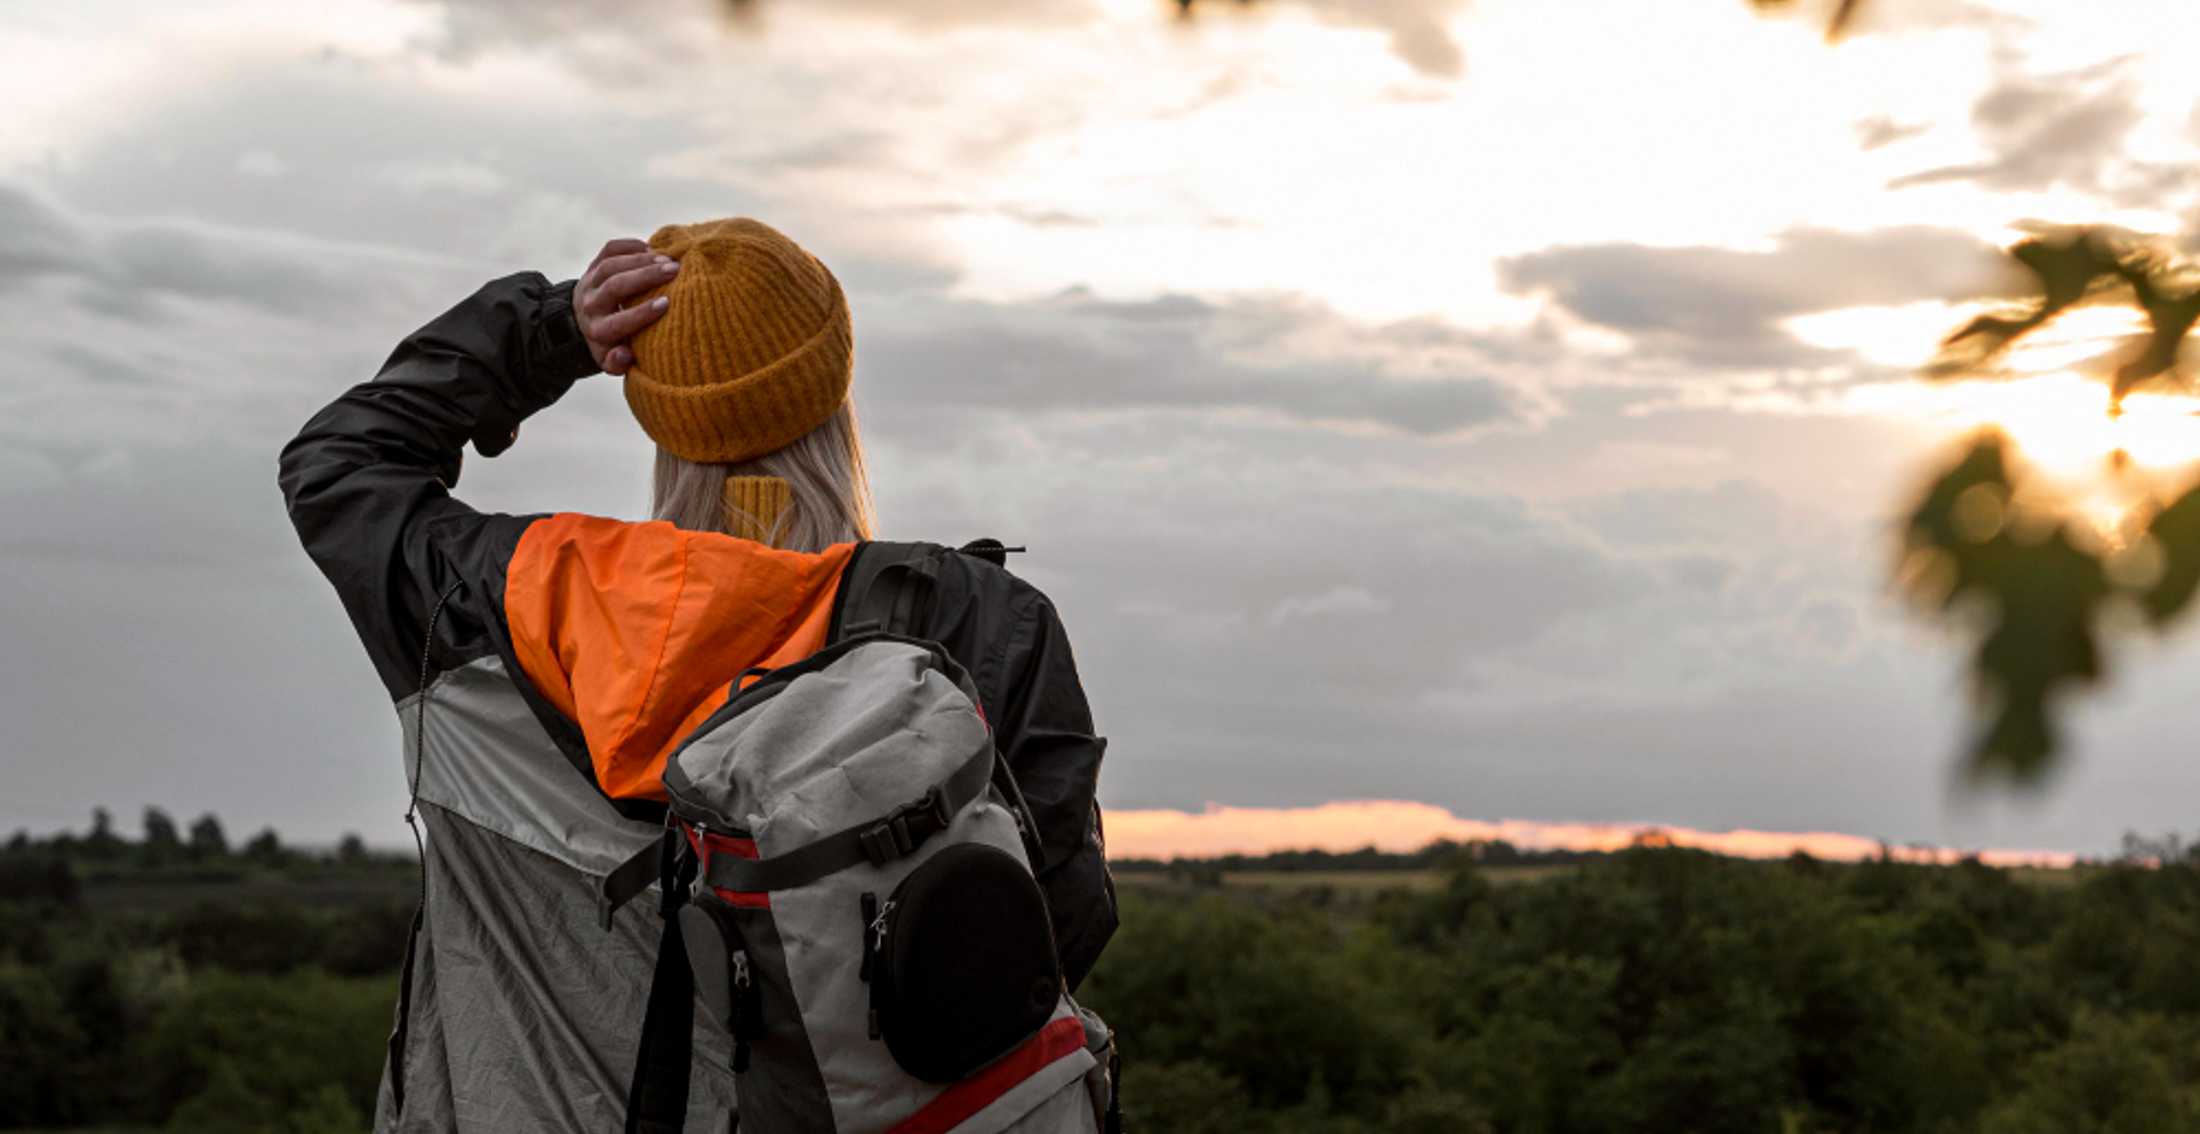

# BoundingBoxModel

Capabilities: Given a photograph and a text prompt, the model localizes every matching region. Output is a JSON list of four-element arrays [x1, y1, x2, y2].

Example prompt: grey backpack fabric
[[613, 544, 1115, 1133]]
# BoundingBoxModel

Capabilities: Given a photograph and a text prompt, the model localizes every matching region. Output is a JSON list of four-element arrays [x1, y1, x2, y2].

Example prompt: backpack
[[603, 542, 1120, 1133]]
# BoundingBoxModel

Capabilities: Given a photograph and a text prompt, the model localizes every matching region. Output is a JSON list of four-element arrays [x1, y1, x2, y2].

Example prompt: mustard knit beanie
[[623, 218, 853, 464]]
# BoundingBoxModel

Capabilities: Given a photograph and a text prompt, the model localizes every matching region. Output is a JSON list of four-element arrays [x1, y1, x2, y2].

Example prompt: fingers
[[592, 295, 671, 355], [581, 256, 679, 316], [580, 250, 660, 292], [577, 236, 673, 376], [586, 237, 651, 273]]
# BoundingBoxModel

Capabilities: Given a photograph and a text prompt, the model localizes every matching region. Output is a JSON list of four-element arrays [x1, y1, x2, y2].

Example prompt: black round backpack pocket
[[872, 842, 1061, 1082]]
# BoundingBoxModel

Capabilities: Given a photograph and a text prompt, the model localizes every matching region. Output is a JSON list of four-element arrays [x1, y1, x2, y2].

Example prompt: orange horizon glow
[[1107, 800, 2080, 868]]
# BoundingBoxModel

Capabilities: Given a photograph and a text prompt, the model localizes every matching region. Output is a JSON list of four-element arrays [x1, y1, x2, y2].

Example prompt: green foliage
[[1079, 892, 1423, 1111], [140, 969, 389, 1132], [1119, 1061, 1253, 1134], [9, 820, 2200, 1132], [141, 809, 182, 866], [1898, 230, 2200, 781], [1094, 845, 2200, 1132], [0, 963, 96, 1127], [1900, 434, 2110, 777], [187, 814, 229, 860], [1977, 1012, 2200, 1134]]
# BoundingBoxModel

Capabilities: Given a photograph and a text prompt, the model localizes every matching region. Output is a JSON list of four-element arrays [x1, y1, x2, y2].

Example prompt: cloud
[[0, 183, 461, 321], [401, 0, 1102, 64], [1498, 226, 2010, 368], [1269, 585, 1393, 625], [1300, 1, 1471, 79], [403, 0, 1471, 83], [857, 288, 1538, 435], [1854, 115, 1929, 151], [1889, 58, 2178, 206]]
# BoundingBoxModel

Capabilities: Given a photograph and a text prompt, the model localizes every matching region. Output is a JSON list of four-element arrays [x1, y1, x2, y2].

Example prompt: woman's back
[[279, 220, 1115, 1131]]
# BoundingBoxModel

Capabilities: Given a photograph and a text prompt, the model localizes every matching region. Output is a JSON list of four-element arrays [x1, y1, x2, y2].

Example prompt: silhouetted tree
[[187, 814, 229, 861], [243, 827, 287, 867], [141, 808, 181, 866], [84, 808, 123, 861]]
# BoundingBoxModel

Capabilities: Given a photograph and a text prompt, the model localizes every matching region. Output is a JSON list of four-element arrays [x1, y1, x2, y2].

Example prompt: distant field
[[76, 868, 415, 914], [1120, 861, 2089, 893], [1116, 864, 1574, 893]]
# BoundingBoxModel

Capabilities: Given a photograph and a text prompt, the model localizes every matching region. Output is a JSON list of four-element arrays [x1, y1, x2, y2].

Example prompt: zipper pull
[[731, 948, 754, 1073], [859, 893, 878, 983], [869, 899, 896, 953], [684, 820, 710, 903], [865, 900, 895, 1041]]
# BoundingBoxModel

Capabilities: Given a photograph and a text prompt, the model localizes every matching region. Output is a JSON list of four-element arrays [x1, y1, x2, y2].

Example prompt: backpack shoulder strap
[[829, 541, 946, 643], [828, 539, 1027, 645]]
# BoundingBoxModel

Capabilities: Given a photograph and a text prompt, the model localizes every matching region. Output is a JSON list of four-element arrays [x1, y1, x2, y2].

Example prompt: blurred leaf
[[2139, 485, 2200, 625], [1927, 231, 2126, 380], [2107, 250, 2200, 403], [1901, 436, 2111, 781], [1746, 0, 1868, 40], [1928, 229, 2200, 411]]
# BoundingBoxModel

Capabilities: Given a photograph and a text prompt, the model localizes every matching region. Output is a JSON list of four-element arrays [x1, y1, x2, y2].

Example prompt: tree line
[[6, 813, 2199, 1131]]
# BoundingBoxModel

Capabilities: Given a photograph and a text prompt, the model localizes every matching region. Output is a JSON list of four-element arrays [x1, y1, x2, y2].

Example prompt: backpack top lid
[[664, 636, 990, 856]]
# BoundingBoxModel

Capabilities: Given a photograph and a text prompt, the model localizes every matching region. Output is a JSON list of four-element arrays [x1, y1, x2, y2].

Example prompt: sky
[[3, 0, 2199, 861]]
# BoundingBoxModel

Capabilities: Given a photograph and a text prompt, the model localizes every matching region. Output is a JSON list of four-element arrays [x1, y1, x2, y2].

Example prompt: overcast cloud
[[5, 0, 2200, 859]]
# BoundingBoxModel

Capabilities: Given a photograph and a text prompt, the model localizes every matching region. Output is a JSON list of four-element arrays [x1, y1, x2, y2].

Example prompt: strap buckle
[[856, 787, 953, 867]]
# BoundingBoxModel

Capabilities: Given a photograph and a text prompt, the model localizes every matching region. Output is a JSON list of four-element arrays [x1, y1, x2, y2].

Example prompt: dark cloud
[[0, 183, 448, 323], [0, 186, 75, 281], [1498, 226, 2011, 367], [858, 288, 1534, 435]]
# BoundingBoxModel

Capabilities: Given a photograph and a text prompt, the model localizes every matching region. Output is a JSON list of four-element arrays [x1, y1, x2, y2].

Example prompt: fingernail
[[651, 296, 669, 310], [654, 254, 671, 264], [661, 260, 679, 273]]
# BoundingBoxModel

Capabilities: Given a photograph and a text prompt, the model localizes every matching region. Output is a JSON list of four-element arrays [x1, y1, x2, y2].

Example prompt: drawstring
[[407, 580, 465, 909], [388, 577, 465, 1117]]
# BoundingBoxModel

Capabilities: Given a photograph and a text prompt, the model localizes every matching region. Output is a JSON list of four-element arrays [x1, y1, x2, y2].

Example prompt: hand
[[574, 237, 679, 375]]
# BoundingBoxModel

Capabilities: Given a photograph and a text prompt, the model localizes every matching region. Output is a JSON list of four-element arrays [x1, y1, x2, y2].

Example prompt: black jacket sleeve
[[999, 590, 1119, 992], [927, 552, 1118, 990], [278, 273, 597, 700]]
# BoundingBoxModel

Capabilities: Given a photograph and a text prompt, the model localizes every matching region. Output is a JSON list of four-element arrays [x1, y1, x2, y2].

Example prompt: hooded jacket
[[279, 272, 1117, 1132]]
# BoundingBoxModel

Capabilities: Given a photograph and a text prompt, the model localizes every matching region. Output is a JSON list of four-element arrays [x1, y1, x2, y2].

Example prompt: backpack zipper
[[862, 895, 896, 1041], [731, 947, 755, 1073]]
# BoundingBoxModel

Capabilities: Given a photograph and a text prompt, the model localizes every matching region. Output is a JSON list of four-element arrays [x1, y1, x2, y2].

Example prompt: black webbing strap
[[830, 541, 942, 644], [625, 836, 699, 1134], [601, 833, 668, 930], [1105, 1045, 1123, 1134], [703, 744, 993, 894]]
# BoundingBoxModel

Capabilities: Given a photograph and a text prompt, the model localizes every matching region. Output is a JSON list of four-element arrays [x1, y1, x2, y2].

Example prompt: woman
[[280, 219, 1116, 1132]]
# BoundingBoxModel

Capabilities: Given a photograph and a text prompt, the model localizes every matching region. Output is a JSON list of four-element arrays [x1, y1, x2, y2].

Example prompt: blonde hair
[[651, 398, 876, 552]]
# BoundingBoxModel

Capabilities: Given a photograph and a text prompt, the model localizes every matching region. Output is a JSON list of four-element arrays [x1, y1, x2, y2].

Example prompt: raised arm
[[277, 242, 673, 697]]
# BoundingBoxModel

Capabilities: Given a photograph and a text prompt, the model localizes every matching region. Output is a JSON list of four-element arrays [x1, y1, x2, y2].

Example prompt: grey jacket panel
[[399, 655, 660, 875], [378, 669, 737, 1133]]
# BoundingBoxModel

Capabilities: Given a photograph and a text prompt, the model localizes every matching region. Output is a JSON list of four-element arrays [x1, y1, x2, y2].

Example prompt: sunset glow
[[1108, 801, 2078, 868], [1842, 373, 2200, 540]]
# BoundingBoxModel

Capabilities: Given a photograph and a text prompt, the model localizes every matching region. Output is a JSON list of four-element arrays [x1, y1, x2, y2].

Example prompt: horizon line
[[1104, 800, 2083, 868]]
